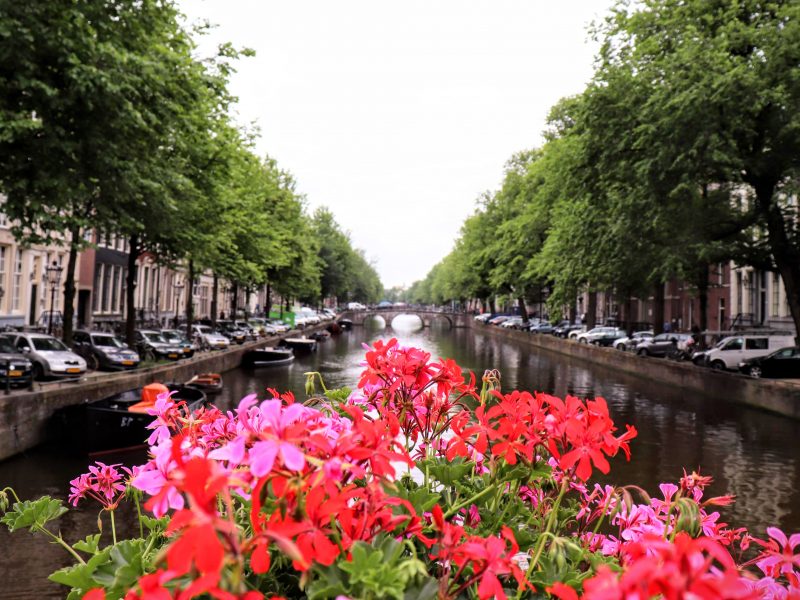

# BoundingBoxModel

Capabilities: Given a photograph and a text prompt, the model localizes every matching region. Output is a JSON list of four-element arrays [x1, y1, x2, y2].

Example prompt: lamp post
[[173, 282, 184, 328], [45, 261, 63, 335]]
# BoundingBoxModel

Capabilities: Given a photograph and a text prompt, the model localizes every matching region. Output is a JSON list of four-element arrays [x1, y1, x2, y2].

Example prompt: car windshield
[[32, 337, 68, 351], [144, 332, 166, 343], [161, 331, 183, 342], [0, 338, 16, 353], [92, 335, 124, 348], [198, 326, 212, 334]]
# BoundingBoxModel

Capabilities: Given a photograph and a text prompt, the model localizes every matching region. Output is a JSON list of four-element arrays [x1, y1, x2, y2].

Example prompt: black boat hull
[[57, 384, 206, 454], [242, 348, 295, 368]]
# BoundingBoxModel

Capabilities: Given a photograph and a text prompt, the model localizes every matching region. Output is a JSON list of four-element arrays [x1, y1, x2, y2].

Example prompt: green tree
[[595, 0, 800, 336]]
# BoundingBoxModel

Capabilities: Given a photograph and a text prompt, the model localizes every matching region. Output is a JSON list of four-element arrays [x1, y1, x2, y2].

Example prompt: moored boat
[[242, 347, 295, 368], [57, 382, 206, 454], [337, 318, 353, 331], [185, 372, 224, 395], [280, 337, 318, 354]]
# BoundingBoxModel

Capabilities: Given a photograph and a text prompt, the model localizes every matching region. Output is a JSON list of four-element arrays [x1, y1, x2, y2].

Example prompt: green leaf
[[418, 457, 474, 487], [73, 534, 101, 555], [1, 497, 68, 532]]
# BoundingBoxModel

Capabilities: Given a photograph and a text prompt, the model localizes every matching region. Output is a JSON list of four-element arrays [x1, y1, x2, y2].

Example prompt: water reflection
[[1, 319, 799, 598]]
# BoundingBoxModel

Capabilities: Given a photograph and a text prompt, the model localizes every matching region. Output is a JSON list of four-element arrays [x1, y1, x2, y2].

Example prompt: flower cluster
[[68, 461, 130, 510], [5, 338, 800, 600]]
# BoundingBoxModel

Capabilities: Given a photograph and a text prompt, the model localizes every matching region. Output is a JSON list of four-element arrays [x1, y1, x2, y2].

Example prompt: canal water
[[1, 315, 799, 598]]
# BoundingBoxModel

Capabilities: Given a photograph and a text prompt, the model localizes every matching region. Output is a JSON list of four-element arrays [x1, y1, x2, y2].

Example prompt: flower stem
[[443, 484, 495, 519], [517, 480, 569, 598], [35, 526, 86, 565], [109, 509, 117, 545]]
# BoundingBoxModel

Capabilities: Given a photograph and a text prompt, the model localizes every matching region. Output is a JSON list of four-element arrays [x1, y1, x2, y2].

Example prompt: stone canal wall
[[474, 321, 800, 420], [0, 327, 326, 462]]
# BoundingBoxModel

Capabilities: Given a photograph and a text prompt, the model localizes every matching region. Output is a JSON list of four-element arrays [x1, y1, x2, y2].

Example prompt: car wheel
[[749, 366, 762, 379], [710, 360, 726, 371], [32, 363, 44, 381], [144, 349, 156, 362], [87, 354, 100, 371], [637, 348, 648, 357], [578, 338, 587, 344]]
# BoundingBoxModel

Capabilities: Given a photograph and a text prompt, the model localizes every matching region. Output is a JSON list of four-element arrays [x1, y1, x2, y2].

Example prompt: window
[[736, 272, 743, 314], [723, 338, 743, 351], [12, 249, 22, 312], [772, 273, 781, 317], [92, 264, 102, 312], [745, 338, 768, 350], [111, 266, 121, 312], [0, 246, 7, 311], [101, 264, 111, 313]]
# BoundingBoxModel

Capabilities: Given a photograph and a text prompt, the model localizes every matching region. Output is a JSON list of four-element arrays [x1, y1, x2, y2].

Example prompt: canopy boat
[[280, 337, 318, 354], [185, 372, 223, 395], [336, 318, 353, 331], [309, 330, 331, 341], [242, 347, 294, 368], [57, 382, 206, 454]]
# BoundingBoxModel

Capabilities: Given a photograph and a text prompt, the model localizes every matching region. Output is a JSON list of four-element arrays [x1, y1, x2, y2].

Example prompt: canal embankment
[[0, 326, 327, 461], [474, 321, 800, 420]]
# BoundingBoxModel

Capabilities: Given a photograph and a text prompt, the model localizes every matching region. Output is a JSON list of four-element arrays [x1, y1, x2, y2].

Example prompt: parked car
[[190, 324, 231, 350], [4, 332, 87, 380], [346, 302, 366, 310], [474, 313, 493, 323], [234, 321, 258, 341], [266, 318, 290, 334], [530, 320, 564, 335], [592, 327, 628, 347], [216, 320, 247, 344], [613, 330, 654, 351], [568, 326, 588, 340], [134, 330, 184, 362], [575, 327, 619, 344], [296, 308, 321, 326], [738, 346, 800, 378], [72, 330, 140, 371], [488, 315, 511, 326], [555, 323, 582, 338], [703, 334, 795, 371], [160, 329, 197, 358], [499, 316, 524, 329], [635, 333, 695, 358], [0, 336, 33, 388]]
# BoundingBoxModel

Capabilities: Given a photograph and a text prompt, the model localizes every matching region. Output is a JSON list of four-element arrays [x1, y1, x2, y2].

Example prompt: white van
[[705, 334, 795, 370], [347, 302, 366, 310]]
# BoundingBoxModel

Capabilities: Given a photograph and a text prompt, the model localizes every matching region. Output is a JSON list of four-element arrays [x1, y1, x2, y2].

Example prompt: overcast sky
[[179, 1, 613, 289]]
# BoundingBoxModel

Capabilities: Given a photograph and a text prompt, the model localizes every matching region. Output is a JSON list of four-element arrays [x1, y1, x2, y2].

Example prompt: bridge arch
[[340, 309, 466, 329]]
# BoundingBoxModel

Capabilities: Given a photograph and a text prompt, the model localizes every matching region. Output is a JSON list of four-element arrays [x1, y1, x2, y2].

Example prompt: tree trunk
[[757, 181, 800, 345], [266, 281, 271, 318], [185, 259, 195, 333], [61, 226, 80, 345], [489, 296, 497, 314], [517, 295, 529, 323], [125, 234, 139, 348], [586, 291, 597, 329], [653, 282, 665, 335], [231, 282, 239, 318], [211, 274, 219, 325], [624, 294, 633, 335], [697, 266, 709, 332]]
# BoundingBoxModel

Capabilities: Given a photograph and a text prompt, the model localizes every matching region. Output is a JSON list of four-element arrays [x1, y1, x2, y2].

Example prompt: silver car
[[4, 332, 87, 380]]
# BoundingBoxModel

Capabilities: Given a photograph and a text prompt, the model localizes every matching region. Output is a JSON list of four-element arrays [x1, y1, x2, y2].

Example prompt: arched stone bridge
[[339, 309, 471, 329]]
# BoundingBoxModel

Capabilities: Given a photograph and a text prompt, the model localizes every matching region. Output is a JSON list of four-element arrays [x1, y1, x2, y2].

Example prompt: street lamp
[[45, 261, 63, 335], [173, 282, 184, 327]]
